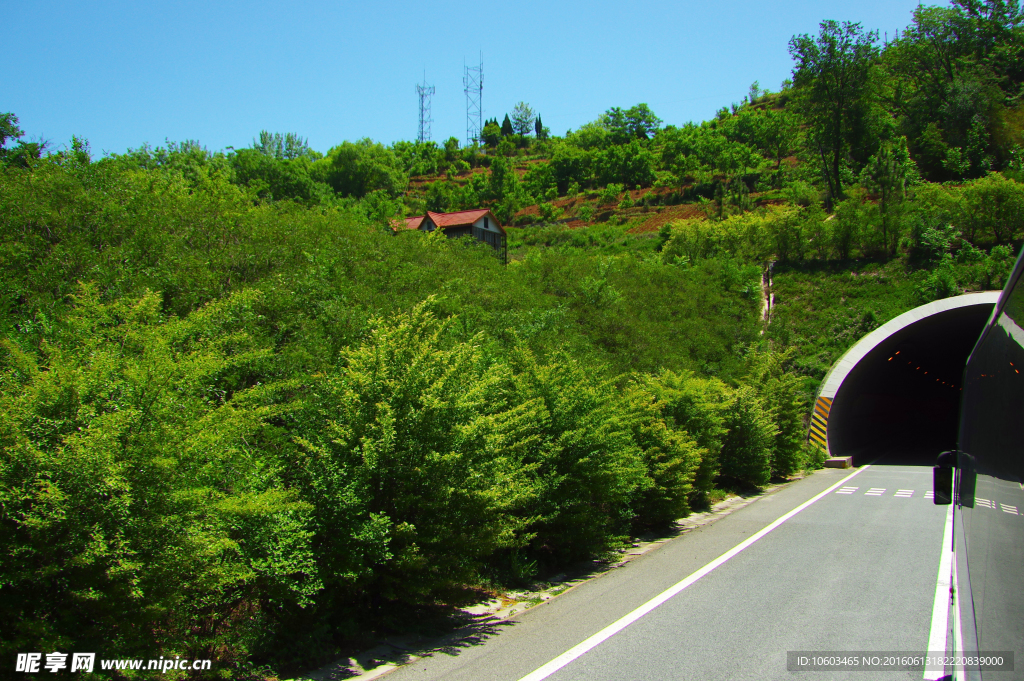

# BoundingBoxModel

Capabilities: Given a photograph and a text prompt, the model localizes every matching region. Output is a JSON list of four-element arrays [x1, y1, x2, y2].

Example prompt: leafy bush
[[599, 182, 625, 205], [643, 370, 729, 505], [506, 349, 648, 565], [718, 385, 776, 486], [538, 202, 563, 223], [0, 286, 317, 669], [621, 385, 702, 528], [576, 202, 596, 223], [292, 300, 538, 607], [746, 346, 808, 477]]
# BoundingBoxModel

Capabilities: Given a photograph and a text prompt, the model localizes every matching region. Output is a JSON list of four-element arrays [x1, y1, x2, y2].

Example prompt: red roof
[[426, 209, 492, 228], [401, 209, 504, 234]]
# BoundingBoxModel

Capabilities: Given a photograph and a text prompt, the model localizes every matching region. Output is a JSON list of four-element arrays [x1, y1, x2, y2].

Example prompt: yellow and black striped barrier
[[809, 396, 831, 452]]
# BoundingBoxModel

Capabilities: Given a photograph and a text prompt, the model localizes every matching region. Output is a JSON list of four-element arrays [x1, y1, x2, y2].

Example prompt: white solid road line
[[952, 553, 965, 681], [924, 504, 955, 680], [515, 466, 873, 681]]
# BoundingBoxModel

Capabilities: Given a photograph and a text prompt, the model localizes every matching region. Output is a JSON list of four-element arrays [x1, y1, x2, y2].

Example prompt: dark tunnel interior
[[827, 303, 995, 466]]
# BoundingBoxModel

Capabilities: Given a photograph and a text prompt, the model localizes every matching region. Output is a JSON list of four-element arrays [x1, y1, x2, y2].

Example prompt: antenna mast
[[417, 72, 435, 143], [464, 54, 483, 147]]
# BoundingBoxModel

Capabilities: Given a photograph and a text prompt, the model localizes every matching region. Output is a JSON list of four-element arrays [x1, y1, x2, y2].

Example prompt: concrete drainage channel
[[296, 478, 802, 681]]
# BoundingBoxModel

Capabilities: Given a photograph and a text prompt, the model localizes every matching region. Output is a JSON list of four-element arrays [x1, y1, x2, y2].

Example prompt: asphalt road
[[384, 457, 949, 681]]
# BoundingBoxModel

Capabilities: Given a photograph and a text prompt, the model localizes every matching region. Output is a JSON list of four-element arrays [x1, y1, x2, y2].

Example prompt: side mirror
[[933, 450, 956, 505]]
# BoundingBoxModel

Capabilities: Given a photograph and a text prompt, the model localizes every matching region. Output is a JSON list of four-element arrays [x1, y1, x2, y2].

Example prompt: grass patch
[[766, 258, 926, 399]]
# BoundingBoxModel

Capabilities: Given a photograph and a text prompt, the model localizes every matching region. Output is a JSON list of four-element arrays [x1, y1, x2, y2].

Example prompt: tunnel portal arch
[[810, 292, 999, 460]]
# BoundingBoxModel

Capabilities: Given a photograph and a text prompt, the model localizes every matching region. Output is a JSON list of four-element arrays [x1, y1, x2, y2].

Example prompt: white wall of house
[[417, 213, 503, 235], [472, 215, 503, 234]]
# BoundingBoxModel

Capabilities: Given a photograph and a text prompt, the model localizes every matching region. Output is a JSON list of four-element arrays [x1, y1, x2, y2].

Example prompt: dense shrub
[[0, 287, 316, 670], [746, 346, 809, 477], [643, 370, 729, 506], [718, 385, 776, 486], [292, 301, 538, 606]]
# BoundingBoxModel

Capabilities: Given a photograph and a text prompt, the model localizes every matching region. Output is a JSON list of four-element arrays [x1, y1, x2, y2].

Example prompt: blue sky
[[5, 0, 931, 157]]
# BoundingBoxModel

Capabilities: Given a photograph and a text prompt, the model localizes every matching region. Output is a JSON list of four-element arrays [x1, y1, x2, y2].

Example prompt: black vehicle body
[[950, 248, 1024, 680]]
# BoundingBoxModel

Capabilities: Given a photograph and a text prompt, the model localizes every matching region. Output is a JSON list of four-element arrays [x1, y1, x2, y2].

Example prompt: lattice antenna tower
[[417, 72, 435, 143], [464, 54, 483, 147]]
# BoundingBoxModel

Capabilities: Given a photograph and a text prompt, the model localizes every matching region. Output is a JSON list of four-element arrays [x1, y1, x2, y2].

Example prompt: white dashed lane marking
[[831, 490, 1020, 513]]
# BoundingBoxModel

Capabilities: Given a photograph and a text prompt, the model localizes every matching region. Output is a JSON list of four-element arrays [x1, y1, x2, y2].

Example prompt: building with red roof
[[400, 209, 506, 262]]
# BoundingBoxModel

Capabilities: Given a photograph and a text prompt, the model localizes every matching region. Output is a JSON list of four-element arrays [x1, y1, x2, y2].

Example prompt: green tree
[[320, 139, 408, 198], [535, 114, 548, 140], [0, 112, 23, 151], [550, 144, 592, 193], [488, 152, 526, 222], [253, 131, 316, 160], [425, 179, 457, 212], [501, 114, 515, 138], [482, 119, 502, 147], [0, 112, 46, 168], [603, 104, 662, 143], [725, 107, 798, 183], [860, 136, 918, 256], [624, 103, 663, 139], [231, 148, 332, 204], [511, 102, 536, 138], [877, 4, 1012, 180], [442, 136, 462, 172], [789, 21, 880, 204], [592, 141, 656, 188]]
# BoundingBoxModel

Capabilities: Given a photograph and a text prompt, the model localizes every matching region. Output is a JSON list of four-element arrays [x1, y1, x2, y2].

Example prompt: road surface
[[384, 455, 949, 681]]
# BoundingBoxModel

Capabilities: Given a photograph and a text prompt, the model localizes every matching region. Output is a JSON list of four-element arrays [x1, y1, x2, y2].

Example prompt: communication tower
[[417, 73, 435, 143], [464, 55, 483, 147]]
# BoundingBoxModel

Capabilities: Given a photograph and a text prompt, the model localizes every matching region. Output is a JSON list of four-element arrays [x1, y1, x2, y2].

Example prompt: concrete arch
[[810, 292, 1000, 459]]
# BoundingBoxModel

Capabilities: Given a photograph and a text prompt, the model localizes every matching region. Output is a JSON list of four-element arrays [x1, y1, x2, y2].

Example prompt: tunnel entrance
[[814, 293, 999, 466]]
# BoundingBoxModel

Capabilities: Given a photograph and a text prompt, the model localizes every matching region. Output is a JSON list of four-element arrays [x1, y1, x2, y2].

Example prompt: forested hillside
[[1, 1, 1022, 678]]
